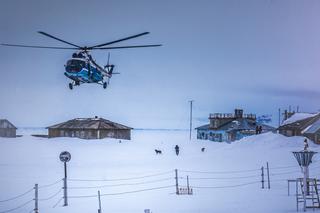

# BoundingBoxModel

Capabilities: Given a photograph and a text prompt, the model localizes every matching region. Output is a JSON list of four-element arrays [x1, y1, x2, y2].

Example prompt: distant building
[[196, 109, 275, 142], [278, 112, 320, 144], [47, 117, 133, 140], [0, 119, 17, 138]]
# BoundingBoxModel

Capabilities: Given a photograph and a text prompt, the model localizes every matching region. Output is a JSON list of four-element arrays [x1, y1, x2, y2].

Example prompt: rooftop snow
[[282, 113, 318, 125]]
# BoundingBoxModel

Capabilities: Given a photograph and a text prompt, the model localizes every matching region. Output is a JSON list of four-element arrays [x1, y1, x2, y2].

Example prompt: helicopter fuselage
[[64, 58, 105, 84]]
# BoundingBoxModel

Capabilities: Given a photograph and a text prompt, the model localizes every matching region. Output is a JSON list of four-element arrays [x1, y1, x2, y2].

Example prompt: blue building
[[196, 109, 275, 142]]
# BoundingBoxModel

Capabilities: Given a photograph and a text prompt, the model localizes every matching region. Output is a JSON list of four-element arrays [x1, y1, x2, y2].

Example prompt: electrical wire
[[53, 198, 63, 208], [69, 185, 175, 198], [180, 168, 260, 174], [38, 188, 62, 201], [270, 170, 300, 176], [0, 199, 33, 213], [0, 188, 34, 203], [68, 170, 173, 182], [38, 179, 62, 189], [191, 181, 261, 189], [69, 177, 173, 189], [183, 174, 259, 180]]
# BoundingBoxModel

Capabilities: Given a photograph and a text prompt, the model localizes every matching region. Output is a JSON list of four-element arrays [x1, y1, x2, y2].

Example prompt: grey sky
[[1, 0, 320, 128]]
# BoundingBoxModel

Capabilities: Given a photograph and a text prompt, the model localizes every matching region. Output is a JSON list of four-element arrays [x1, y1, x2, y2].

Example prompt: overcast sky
[[1, 0, 320, 129]]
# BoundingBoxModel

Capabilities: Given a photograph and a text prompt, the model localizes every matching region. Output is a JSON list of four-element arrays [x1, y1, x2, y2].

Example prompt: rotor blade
[[90, 32, 150, 48], [1, 43, 79, 50], [94, 44, 162, 50], [38, 31, 82, 49]]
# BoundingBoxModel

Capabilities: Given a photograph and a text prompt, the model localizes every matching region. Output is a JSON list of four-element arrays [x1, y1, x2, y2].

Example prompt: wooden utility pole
[[261, 166, 265, 189], [189, 100, 194, 141], [187, 175, 190, 194], [278, 108, 281, 127], [63, 162, 68, 206], [98, 190, 102, 213], [267, 162, 270, 189], [175, 169, 179, 195], [34, 184, 38, 213]]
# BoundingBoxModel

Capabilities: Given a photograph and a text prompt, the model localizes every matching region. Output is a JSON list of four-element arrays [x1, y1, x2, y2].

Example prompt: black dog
[[155, 149, 162, 154], [201, 147, 205, 152]]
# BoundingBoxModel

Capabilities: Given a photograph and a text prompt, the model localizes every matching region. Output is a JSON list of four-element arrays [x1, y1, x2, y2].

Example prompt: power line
[[38, 188, 62, 201], [0, 188, 34, 203], [0, 199, 33, 213], [68, 170, 173, 182], [191, 181, 260, 189], [69, 177, 173, 189], [69, 185, 175, 198], [270, 170, 300, 176], [180, 168, 260, 174], [184, 174, 260, 180], [38, 179, 62, 189]]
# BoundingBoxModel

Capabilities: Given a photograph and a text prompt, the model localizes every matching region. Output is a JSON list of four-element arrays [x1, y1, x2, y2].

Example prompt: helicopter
[[1, 31, 161, 90]]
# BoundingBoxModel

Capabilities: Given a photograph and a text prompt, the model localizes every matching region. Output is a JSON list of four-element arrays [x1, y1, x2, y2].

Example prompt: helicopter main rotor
[[1, 31, 162, 51]]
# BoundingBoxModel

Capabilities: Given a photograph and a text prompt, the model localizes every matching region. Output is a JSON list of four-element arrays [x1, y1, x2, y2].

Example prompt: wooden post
[[63, 162, 68, 206], [34, 184, 38, 213], [175, 169, 179, 195], [261, 166, 265, 189], [187, 176, 190, 195], [267, 162, 270, 189], [98, 190, 102, 213]]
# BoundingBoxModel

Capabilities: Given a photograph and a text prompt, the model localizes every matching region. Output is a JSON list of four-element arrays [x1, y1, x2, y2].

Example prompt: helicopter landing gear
[[69, 83, 73, 90], [103, 82, 107, 89]]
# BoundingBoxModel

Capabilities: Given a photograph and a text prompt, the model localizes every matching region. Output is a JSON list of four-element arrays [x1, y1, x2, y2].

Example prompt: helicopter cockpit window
[[65, 59, 86, 72]]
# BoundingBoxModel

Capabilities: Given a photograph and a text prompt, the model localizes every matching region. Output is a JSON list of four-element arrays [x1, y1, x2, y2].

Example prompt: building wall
[[0, 128, 16, 137], [197, 129, 255, 142], [48, 128, 131, 140], [197, 129, 227, 142]]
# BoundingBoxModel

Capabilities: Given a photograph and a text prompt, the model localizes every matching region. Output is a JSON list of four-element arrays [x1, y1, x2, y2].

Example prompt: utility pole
[[34, 184, 38, 213], [98, 190, 102, 213], [278, 108, 281, 128], [175, 169, 179, 195], [189, 100, 194, 141]]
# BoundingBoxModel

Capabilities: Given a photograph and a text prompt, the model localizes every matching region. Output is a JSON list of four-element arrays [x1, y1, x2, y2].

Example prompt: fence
[[1, 162, 319, 212]]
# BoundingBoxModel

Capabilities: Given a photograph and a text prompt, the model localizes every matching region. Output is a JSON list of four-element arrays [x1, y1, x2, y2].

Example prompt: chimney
[[234, 109, 243, 118], [284, 110, 288, 121]]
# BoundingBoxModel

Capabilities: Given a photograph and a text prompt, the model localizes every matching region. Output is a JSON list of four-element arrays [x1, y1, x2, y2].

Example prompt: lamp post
[[292, 139, 317, 212]]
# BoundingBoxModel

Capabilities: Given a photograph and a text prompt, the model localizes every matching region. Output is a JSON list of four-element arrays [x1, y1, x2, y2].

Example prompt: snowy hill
[[0, 130, 319, 213]]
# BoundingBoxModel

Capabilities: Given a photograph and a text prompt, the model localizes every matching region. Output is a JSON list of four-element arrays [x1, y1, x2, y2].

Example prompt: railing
[[209, 113, 256, 119]]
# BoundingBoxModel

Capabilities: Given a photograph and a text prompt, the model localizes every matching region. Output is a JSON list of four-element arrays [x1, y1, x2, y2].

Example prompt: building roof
[[0, 119, 17, 129], [196, 118, 275, 132], [282, 113, 318, 125], [302, 119, 320, 134], [47, 118, 133, 130], [278, 113, 320, 131]]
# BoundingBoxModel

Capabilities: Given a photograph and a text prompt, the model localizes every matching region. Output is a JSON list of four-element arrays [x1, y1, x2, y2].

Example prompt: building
[[47, 117, 133, 140], [278, 112, 320, 144], [0, 119, 17, 138], [196, 109, 275, 142]]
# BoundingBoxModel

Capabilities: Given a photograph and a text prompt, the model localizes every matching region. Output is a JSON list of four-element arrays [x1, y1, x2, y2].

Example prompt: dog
[[201, 147, 205, 152], [155, 149, 162, 154]]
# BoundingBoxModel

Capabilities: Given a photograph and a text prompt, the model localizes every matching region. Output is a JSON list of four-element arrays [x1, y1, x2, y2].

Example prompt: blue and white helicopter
[[2, 31, 161, 90]]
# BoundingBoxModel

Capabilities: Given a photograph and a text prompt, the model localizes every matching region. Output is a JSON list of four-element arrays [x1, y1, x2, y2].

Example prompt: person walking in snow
[[175, 145, 180, 156], [258, 126, 262, 134]]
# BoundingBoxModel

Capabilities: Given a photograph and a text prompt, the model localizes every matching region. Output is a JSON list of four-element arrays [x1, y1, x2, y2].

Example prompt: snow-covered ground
[[0, 130, 320, 213]]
